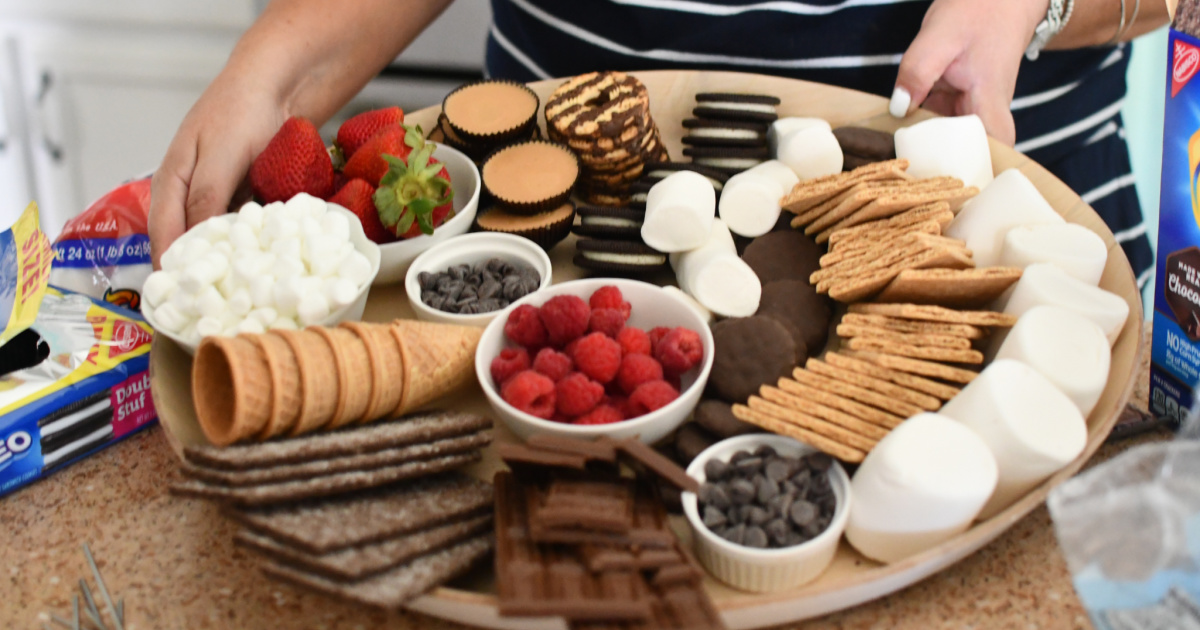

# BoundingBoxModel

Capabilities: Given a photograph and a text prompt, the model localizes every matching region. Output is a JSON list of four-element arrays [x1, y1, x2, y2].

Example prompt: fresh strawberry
[[330, 178, 396, 244], [249, 116, 334, 203], [343, 125, 415, 185], [396, 162, 454, 238], [374, 130, 454, 239], [337, 106, 404, 161]]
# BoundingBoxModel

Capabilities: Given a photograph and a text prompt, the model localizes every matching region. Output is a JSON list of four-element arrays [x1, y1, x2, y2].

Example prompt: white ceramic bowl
[[373, 144, 481, 285], [145, 204, 381, 355], [475, 278, 714, 444], [405, 232, 552, 327], [683, 434, 852, 592]]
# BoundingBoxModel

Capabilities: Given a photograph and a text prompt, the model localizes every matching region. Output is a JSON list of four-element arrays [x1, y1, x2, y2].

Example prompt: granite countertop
[[0, 333, 1163, 629]]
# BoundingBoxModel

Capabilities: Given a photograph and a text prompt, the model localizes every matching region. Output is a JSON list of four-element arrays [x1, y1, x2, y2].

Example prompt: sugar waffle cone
[[311, 326, 372, 429], [193, 335, 272, 446], [391, 320, 484, 417], [340, 321, 404, 423], [275, 329, 339, 436], [248, 332, 302, 439]]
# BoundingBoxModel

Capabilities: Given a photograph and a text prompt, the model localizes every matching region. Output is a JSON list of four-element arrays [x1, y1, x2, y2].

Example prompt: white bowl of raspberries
[[475, 278, 715, 444]]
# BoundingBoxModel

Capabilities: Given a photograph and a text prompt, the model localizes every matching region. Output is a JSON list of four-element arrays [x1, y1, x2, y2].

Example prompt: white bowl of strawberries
[[476, 279, 715, 444], [249, 108, 481, 288]]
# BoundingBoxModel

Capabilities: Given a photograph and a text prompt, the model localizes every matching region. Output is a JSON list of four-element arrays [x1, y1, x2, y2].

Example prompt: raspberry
[[617, 327, 652, 356], [504, 305, 548, 349], [564, 338, 582, 358], [628, 380, 680, 416], [574, 404, 625, 425], [589, 285, 632, 319], [555, 372, 605, 416], [500, 370, 556, 419], [656, 327, 704, 375], [490, 347, 530, 387], [533, 347, 573, 382], [647, 326, 672, 355], [539, 295, 591, 347], [571, 332, 623, 384], [617, 353, 664, 395], [588, 308, 626, 338]]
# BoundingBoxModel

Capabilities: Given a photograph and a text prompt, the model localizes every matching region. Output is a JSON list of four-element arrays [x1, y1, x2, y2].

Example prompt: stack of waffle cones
[[193, 320, 484, 446]]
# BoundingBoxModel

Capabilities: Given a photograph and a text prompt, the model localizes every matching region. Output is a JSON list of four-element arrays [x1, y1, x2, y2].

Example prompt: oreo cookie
[[639, 161, 730, 192], [573, 239, 669, 275], [694, 93, 781, 122], [572, 205, 645, 239], [682, 146, 770, 176], [682, 118, 769, 148], [38, 389, 114, 471]]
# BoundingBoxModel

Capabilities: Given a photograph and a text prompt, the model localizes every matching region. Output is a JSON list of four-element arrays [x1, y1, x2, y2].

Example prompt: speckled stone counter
[[0, 334, 1162, 630]]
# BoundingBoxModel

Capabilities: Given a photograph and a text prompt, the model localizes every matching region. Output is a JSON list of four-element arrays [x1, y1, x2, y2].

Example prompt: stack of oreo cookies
[[681, 93, 779, 176], [544, 71, 669, 207]]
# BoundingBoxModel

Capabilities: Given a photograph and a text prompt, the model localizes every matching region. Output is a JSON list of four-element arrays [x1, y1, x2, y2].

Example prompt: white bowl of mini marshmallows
[[142, 192, 381, 354]]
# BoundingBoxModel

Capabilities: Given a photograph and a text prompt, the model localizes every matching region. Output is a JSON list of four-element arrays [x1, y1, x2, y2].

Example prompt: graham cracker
[[825, 220, 944, 258], [791, 367, 923, 418], [732, 404, 867, 463], [758, 384, 890, 439], [847, 303, 1019, 327], [799, 182, 895, 234], [826, 202, 954, 246], [807, 177, 961, 238], [844, 336, 983, 364], [747, 397, 880, 452], [825, 352, 961, 400], [810, 233, 934, 285], [784, 159, 909, 220], [835, 323, 972, 349], [805, 357, 941, 410], [259, 534, 493, 609], [825, 247, 976, 302], [872, 267, 1024, 308], [840, 312, 986, 339], [776, 376, 904, 429], [841, 349, 979, 384]]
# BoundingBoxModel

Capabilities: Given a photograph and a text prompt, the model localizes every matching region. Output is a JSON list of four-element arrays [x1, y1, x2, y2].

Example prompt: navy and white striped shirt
[[484, 0, 1153, 287]]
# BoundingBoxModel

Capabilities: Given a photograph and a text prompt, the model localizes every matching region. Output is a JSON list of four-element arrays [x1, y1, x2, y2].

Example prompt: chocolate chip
[[420, 258, 541, 314], [734, 457, 762, 475], [730, 451, 753, 464], [764, 458, 790, 483], [791, 469, 811, 489], [729, 478, 755, 505], [726, 506, 745, 525], [755, 476, 778, 504], [418, 272, 438, 291], [479, 278, 501, 300], [802, 520, 825, 537], [702, 505, 728, 529], [765, 518, 790, 546], [698, 483, 730, 510], [704, 459, 732, 482], [722, 524, 746, 545], [789, 500, 818, 527], [807, 452, 833, 472], [747, 506, 770, 526], [743, 526, 768, 548], [787, 531, 809, 547], [754, 445, 777, 459], [767, 492, 793, 518]]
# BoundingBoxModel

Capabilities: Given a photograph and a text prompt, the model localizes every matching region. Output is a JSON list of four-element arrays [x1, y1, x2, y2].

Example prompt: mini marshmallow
[[776, 125, 843, 180], [297, 291, 331, 326], [339, 251, 374, 287], [179, 261, 216, 295], [216, 273, 238, 300], [944, 169, 1063, 267], [202, 215, 232, 242], [182, 236, 213, 262], [845, 412, 997, 564], [249, 307, 278, 327], [994, 305, 1110, 417], [272, 254, 306, 280], [273, 276, 303, 318], [227, 288, 253, 317], [194, 285, 228, 320], [894, 114, 994, 190], [237, 201, 264, 230], [939, 359, 1087, 519], [327, 277, 359, 308], [270, 236, 302, 261], [669, 220, 760, 317], [195, 316, 224, 338], [229, 221, 260, 252], [303, 233, 341, 270], [168, 287, 198, 318], [269, 317, 299, 331], [641, 171, 717, 253], [181, 322, 200, 345], [321, 211, 352, 242], [151, 302, 188, 334], [203, 251, 230, 283], [661, 285, 714, 324], [998, 223, 1108, 286], [142, 271, 178, 308], [160, 244, 185, 273], [236, 317, 267, 335], [249, 275, 276, 309], [768, 117, 831, 157], [719, 172, 785, 238], [310, 245, 350, 278], [1000, 263, 1129, 345]]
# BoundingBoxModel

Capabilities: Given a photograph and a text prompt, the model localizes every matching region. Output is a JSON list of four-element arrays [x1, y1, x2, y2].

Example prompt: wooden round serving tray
[[150, 71, 1145, 630]]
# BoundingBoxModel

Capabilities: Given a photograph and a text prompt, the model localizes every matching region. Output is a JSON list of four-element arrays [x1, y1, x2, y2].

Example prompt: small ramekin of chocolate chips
[[405, 232, 553, 325], [682, 434, 851, 592]]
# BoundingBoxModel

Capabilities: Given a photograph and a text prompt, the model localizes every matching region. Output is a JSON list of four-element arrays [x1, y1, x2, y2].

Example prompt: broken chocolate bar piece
[[530, 478, 635, 533], [616, 438, 701, 493], [527, 479, 674, 548]]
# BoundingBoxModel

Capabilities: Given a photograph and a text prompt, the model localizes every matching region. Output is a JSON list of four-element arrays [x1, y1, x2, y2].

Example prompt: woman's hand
[[891, 0, 1048, 147], [148, 72, 283, 268]]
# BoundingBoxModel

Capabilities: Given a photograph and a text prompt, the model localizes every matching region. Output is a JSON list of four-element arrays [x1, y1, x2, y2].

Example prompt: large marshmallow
[[669, 220, 761, 317], [845, 413, 998, 564], [944, 169, 1063, 267], [999, 263, 1129, 345], [939, 360, 1087, 519], [642, 171, 716, 252], [661, 285, 714, 325], [894, 114, 994, 190], [768, 117, 831, 157], [994, 306, 1110, 417], [719, 172, 785, 238], [776, 125, 843, 180], [998, 223, 1108, 286]]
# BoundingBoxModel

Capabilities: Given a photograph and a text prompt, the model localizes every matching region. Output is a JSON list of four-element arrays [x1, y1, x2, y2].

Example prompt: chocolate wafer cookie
[[833, 127, 896, 164], [709, 316, 799, 403], [740, 230, 825, 285], [756, 279, 833, 354]]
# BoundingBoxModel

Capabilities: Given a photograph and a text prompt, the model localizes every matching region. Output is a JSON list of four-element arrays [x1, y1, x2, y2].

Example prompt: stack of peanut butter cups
[[192, 320, 483, 446], [435, 79, 542, 163]]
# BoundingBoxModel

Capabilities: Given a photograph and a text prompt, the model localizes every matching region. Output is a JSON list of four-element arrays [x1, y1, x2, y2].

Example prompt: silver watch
[[1025, 0, 1075, 61]]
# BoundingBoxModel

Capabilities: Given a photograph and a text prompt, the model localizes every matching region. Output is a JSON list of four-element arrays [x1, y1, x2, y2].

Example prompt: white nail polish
[[889, 87, 912, 118]]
